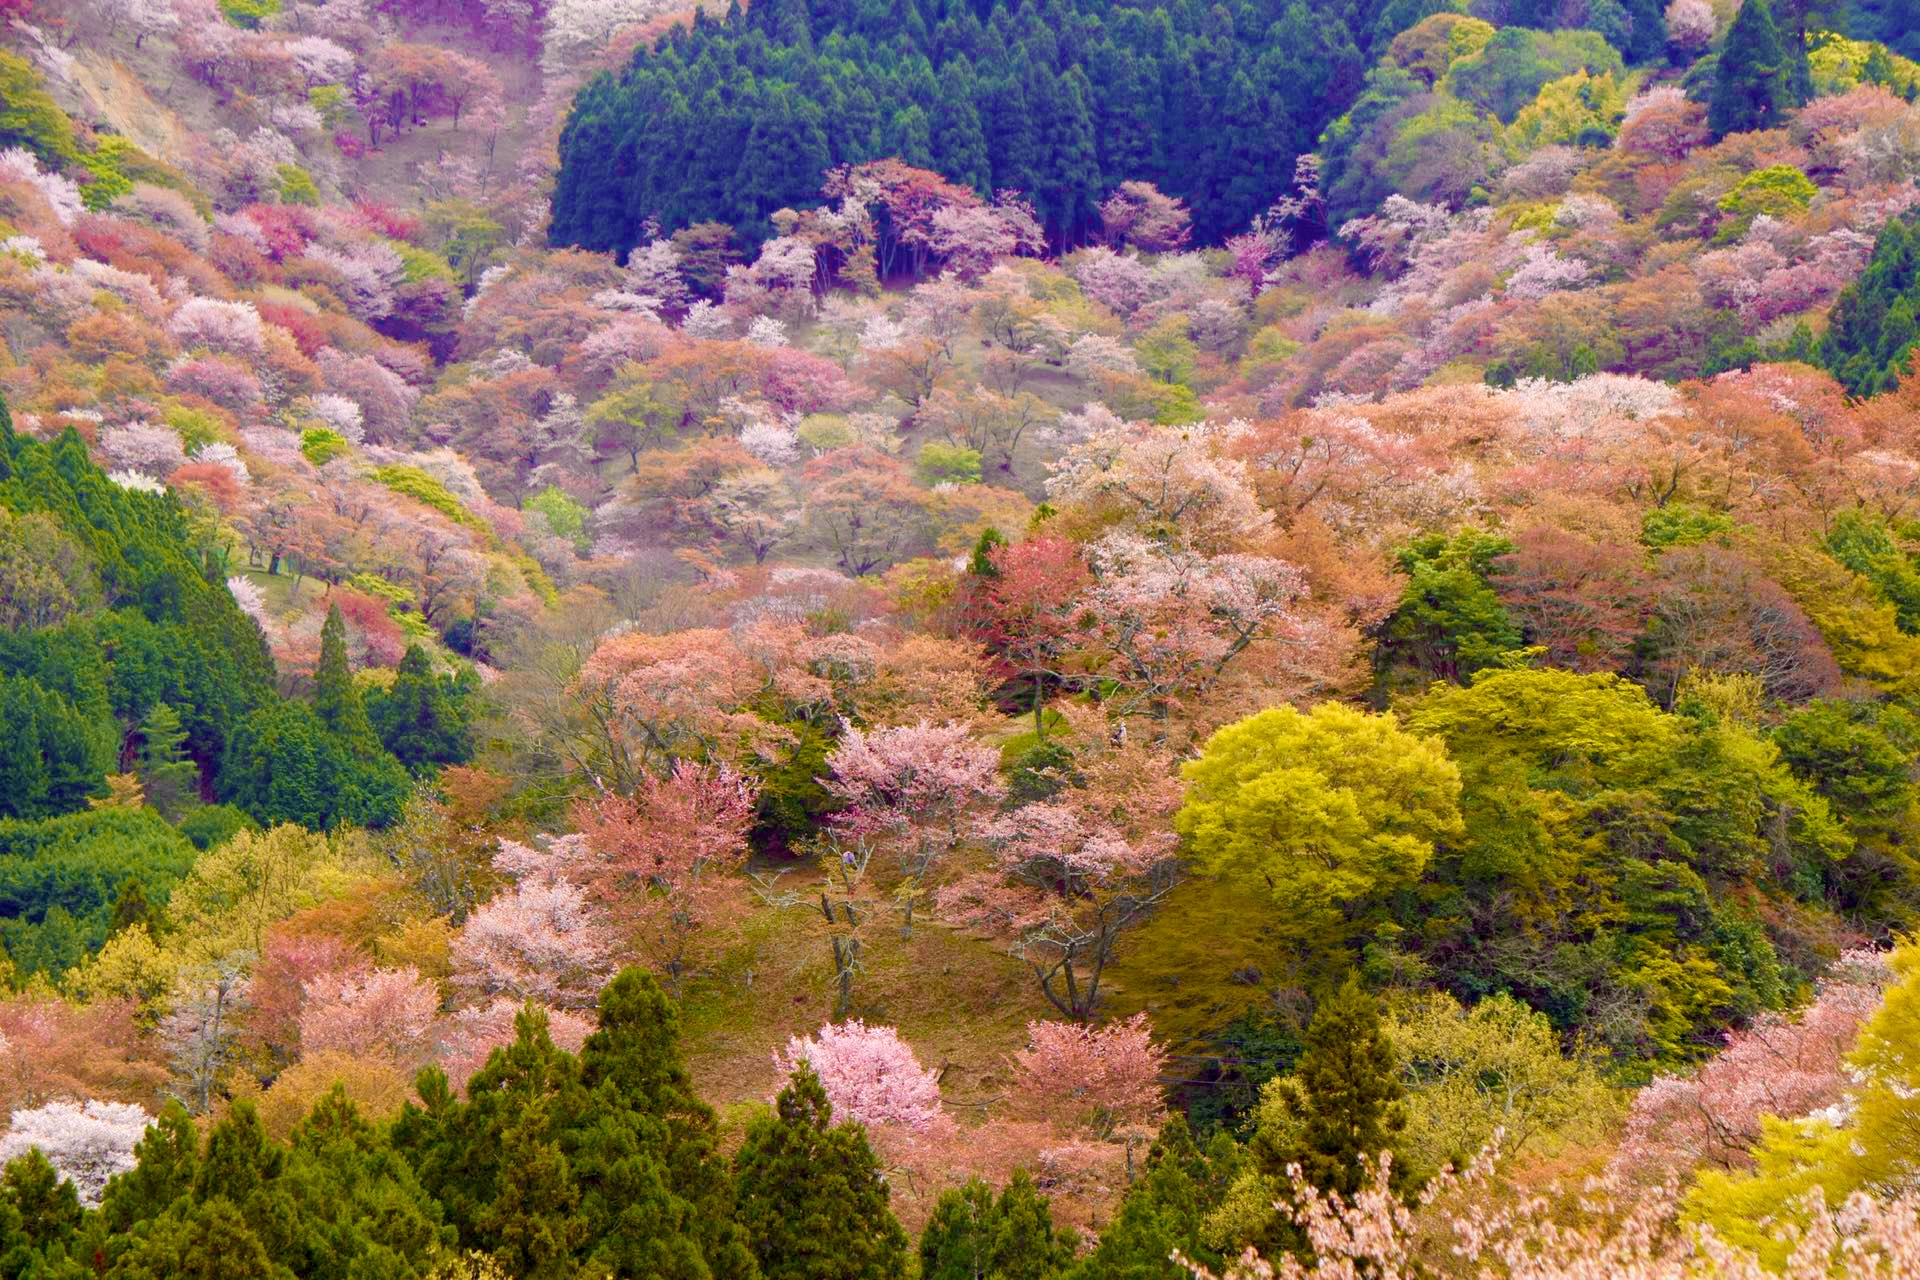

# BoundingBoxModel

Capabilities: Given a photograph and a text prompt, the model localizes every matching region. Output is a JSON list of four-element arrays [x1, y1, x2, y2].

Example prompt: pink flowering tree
[[822, 720, 1005, 935], [571, 762, 760, 991], [99, 422, 187, 479], [967, 801, 1179, 1020], [298, 966, 441, 1063], [776, 1020, 951, 1134], [1078, 533, 1307, 727], [450, 876, 619, 1009], [1008, 1014, 1167, 1141], [167, 297, 266, 357], [0, 1099, 153, 1206], [1613, 950, 1889, 1179]]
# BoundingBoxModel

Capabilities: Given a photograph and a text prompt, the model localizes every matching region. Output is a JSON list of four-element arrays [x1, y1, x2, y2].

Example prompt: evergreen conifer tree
[[1254, 976, 1407, 1200], [733, 1066, 909, 1280], [1708, 0, 1790, 137], [920, 1171, 1071, 1280], [137, 701, 200, 821], [369, 646, 472, 774], [313, 605, 377, 748], [1064, 1117, 1238, 1279]]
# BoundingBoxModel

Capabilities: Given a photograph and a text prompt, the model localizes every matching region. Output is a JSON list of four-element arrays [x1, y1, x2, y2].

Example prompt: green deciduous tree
[[1176, 703, 1463, 958]]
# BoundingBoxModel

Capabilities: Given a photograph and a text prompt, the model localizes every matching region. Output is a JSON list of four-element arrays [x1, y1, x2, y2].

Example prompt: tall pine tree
[[733, 1066, 909, 1280], [137, 701, 200, 821], [1253, 975, 1407, 1200], [1708, 0, 1790, 138]]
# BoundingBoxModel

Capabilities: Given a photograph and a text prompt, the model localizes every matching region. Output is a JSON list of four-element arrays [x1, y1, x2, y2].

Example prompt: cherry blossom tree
[[168, 297, 266, 357], [1008, 1014, 1166, 1140], [1614, 950, 1889, 1179], [450, 875, 618, 1009], [571, 762, 759, 989], [823, 720, 1005, 934], [977, 534, 1092, 732], [298, 966, 441, 1062], [1100, 181, 1193, 253], [1077, 532, 1307, 727], [776, 1020, 950, 1133], [0, 1099, 153, 1206]]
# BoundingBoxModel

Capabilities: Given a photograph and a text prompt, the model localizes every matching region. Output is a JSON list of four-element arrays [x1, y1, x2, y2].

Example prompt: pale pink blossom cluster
[[168, 297, 266, 357], [0, 1099, 153, 1206], [1614, 949, 1889, 1178], [100, 422, 187, 478], [298, 966, 440, 1061], [0, 148, 82, 225], [1070, 246, 1157, 316], [450, 875, 619, 1009], [777, 1020, 951, 1134], [1505, 244, 1594, 301], [1183, 1151, 1920, 1280]]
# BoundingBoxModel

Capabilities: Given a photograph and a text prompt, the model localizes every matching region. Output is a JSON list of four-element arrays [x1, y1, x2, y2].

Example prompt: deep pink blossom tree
[[1008, 1013, 1167, 1139]]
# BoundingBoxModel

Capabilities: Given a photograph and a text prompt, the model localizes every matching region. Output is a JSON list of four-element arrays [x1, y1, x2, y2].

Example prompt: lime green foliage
[[1443, 27, 1623, 123], [309, 84, 351, 130], [1243, 325, 1302, 369], [1507, 70, 1626, 151], [219, 0, 283, 26], [525, 486, 590, 550], [1824, 509, 1920, 632], [75, 136, 138, 212], [1388, 97, 1500, 193], [300, 428, 352, 466], [164, 405, 227, 452], [0, 51, 81, 166], [369, 465, 486, 529], [1177, 703, 1463, 957], [1641, 503, 1733, 549], [1135, 316, 1200, 385], [275, 163, 320, 207], [1384, 991, 1613, 1181], [345, 571, 421, 611], [424, 199, 506, 287], [1379, 528, 1524, 685], [1685, 939, 1920, 1264], [1401, 667, 1843, 1065], [1716, 164, 1817, 240], [915, 441, 983, 486], [0, 807, 196, 982], [1807, 33, 1920, 97], [394, 240, 456, 285]]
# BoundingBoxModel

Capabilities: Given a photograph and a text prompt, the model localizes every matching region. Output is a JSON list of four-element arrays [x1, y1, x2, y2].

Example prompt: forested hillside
[[2, 0, 1920, 1274]]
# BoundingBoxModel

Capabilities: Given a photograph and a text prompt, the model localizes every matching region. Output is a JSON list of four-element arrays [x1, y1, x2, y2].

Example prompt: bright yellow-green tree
[[1176, 703, 1463, 954]]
